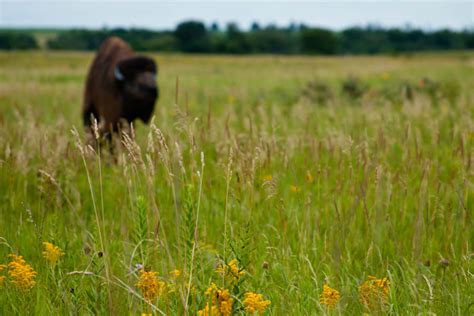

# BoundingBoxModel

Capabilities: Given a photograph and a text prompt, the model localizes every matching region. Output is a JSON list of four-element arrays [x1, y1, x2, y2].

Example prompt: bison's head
[[114, 56, 159, 103]]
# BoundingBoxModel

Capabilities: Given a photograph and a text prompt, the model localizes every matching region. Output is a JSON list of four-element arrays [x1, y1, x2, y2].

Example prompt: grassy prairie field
[[0, 51, 473, 315]]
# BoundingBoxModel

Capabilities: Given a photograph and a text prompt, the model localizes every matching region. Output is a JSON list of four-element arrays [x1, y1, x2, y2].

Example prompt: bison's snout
[[139, 84, 158, 99]]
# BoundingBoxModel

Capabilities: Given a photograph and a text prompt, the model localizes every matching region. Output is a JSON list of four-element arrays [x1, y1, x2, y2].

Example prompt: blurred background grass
[[0, 51, 473, 314]]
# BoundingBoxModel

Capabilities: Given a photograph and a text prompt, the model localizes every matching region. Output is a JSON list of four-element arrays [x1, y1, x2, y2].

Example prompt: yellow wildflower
[[197, 304, 219, 316], [290, 185, 301, 193], [198, 283, 233, 316], [359, 276, 390, 309], [262, 174, 273, 182], [204, 282, 219, 296], [42, 242, 64, 266], [141, 314, 152, 316], [305, 170, 314, 183], [170, 269, 181, 279], [135, 269, 166, 302], [8, 254, 37, 291], [227, 259, 244, 279], [319, 284, 340, 308], [0, 264, 6, 285], [219, 294, 233, 316], [216, 259, 245, 284], [243, 291, 271, 314]]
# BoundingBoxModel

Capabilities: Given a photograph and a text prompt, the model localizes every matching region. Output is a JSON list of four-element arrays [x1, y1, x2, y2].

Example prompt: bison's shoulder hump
[[98, 37, 133, 56]]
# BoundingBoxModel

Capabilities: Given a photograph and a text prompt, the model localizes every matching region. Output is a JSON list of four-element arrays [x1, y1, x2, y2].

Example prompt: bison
[[83, 36, 159, 141]]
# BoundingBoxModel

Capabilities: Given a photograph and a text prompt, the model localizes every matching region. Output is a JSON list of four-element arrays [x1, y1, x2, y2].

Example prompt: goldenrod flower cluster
[[243, 291, 271, 314], [0, 264, 6, 285], [215, 259, 245, 284], [359, 276, 390, 309], [201, 258, 272, 315], [135, 269, 166, 302], [198, 304, 219, 316], [198, 283, 233, 316], [319, 284, 340, 308], [42, 242, 64, 266], [7, 254, 37, 291]]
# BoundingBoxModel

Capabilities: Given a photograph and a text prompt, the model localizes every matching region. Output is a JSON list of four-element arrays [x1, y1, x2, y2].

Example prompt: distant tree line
[[0, 31, 38, 50], [1, 21, 474, 54]]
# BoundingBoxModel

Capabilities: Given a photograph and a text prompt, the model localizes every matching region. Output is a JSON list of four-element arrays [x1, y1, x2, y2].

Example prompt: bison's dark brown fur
[[83, 36, 158, 138]]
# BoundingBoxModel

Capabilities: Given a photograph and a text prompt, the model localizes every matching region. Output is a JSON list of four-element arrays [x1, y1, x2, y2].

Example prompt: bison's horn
[[114, 66, 125, 81]]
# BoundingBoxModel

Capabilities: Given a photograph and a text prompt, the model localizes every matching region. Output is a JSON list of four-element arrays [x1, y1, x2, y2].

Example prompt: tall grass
[[0, 51, 473, 315]]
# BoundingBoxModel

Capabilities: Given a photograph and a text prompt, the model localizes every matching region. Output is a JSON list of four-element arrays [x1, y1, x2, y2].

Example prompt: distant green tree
[[0, 32, 38, 50], [340, 27, 391, 54], [140, 34, 178, 51], [220, 23, 251, 54], [249, 27, 294, 54], [47, 29, 107, 50], [251, 22, 261, 32], [300, 28, 337, 54], [174, 21, 210, 52], [465, 31, 474, 49], [430, 29, 465, 50], [210, 22, 220, 33]]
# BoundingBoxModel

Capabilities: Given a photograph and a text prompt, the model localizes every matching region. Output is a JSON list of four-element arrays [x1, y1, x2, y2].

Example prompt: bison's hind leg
[[82, 101, 99, 127]]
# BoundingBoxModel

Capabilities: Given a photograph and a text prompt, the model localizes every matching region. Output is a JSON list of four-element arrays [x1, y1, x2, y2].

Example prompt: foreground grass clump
[[0, 51, 473, 315]]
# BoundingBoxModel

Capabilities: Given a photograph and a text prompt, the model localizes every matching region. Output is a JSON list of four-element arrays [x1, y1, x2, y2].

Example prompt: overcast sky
[[0, 1, 473, 30]]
